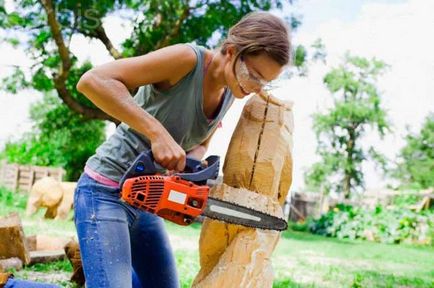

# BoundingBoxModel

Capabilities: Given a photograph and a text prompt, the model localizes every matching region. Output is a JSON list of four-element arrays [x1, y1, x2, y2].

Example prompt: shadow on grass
[[273, 278, 315, 288], [352, 270, 434, 288], [281, 229, 356, 245]]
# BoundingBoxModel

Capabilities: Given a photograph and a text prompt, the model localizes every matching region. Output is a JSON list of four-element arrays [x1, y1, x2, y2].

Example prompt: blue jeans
[[74, 173, 179, 288], [4, 279, 58, 288]]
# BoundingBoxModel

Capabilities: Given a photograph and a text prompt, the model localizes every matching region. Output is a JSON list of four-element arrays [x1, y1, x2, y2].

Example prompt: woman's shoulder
[[175, 43, 214, 77]]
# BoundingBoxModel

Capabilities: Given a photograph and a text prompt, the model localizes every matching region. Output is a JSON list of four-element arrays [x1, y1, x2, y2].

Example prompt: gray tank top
[[86, 44, 234, 182]]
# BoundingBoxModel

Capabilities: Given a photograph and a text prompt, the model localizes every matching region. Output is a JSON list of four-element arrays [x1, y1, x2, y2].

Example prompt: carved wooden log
[[26, 177, 76, 220], [193, 93, 293, 287]]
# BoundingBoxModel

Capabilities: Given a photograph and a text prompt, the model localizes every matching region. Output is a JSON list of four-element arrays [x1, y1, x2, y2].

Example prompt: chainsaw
[[119, 151, 287, 231]]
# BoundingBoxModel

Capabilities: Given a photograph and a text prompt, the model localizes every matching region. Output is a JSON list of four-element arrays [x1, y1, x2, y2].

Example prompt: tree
[[0, 0, 299, 122], [394, 114, 434, 189], [305, 54, 390, 198], [0, 93, 106, 180], [1, 0, 301, 180]]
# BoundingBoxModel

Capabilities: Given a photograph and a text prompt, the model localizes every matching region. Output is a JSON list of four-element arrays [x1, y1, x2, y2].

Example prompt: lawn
[[1, 190, 433, 288]]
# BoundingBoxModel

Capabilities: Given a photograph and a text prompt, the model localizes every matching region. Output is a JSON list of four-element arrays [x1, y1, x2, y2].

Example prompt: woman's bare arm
[[76, 44, 197, 171]]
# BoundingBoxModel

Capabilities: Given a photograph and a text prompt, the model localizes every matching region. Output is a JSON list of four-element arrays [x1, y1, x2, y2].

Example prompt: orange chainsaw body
[[121, 174, 209, 226]]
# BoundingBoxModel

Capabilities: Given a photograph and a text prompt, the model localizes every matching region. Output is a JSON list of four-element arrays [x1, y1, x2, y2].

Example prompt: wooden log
[[29, 250, 66, 265], [37, 235, 73, 251], [193, 94, 293, 287], [0, 213, 30, 265], [26, 235, 37, 251], [65, 240, 85, 286], [0, 257, 23, 271]]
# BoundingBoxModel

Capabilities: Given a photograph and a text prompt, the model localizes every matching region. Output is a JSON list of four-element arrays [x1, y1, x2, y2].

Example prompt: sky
[[0, 0, 433, 191]]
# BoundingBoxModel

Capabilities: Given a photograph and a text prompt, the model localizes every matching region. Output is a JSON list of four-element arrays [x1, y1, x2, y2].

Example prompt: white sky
[[1, 0, 433, 191]]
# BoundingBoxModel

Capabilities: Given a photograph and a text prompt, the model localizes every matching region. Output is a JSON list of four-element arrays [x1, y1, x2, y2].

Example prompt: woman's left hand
[[186, 145, 207, 161]]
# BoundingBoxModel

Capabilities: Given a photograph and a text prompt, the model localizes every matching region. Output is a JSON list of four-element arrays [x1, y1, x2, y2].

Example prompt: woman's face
[[224, 48, 284, 99]]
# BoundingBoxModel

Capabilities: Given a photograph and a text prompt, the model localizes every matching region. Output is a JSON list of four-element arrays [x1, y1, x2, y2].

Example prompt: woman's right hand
[[150, 130, 186, 172]]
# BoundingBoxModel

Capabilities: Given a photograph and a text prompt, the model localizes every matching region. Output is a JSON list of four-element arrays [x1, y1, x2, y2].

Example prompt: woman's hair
[[221, 11, 291, 72]]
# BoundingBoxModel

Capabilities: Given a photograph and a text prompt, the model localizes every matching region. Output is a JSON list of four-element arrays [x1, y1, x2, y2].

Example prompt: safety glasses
[[235, 55, 276, 93]]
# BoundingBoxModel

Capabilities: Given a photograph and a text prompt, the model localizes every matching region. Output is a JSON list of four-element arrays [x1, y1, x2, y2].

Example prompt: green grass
[[25, 259, 73, 273], [273, 230, 434, 287], [2, 188, 433, 287], [165, 222, 434, 287], [9, 224, 434, 288], [0, 186, 28, 216]]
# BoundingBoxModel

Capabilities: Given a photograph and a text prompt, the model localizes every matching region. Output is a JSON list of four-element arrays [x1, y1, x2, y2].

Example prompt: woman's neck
[[202, 51, 227, 119], [204, 51, 226, 90]]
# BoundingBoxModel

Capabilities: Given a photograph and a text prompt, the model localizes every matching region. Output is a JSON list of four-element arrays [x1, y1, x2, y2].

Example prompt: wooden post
[[193, 93, 293, 287], [28, 166, 36, 193], [0, 162, 66, 194]]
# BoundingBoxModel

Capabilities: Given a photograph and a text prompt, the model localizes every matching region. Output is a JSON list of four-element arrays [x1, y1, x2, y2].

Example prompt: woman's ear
[[225, 45, 236, 61]]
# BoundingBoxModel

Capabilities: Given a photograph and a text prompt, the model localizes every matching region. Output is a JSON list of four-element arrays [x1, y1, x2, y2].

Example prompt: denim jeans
[[4, 279, 59, 288], [74, 173, 179, 288]]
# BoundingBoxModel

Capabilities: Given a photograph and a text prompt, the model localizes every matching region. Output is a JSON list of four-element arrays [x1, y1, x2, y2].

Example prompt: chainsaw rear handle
[[119, 150, 220, 187], [177, 155, 219, 184]]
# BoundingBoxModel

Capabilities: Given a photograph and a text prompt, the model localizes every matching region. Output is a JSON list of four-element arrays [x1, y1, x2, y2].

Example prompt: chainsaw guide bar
[[204, 197, 288, 231]]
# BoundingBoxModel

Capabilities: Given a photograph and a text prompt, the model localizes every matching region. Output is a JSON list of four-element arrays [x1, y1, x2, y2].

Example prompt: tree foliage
[[1, 0, 298, 121], [0, 0, 299, 179], [394, 114, 434, 189], [0, 93, 106, 180], [305, 54, 390, 198]]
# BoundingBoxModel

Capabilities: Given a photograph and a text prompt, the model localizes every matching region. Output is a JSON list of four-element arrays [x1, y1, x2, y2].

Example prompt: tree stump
[[0, 213, 30, 265], [193, 93, 293, 287]]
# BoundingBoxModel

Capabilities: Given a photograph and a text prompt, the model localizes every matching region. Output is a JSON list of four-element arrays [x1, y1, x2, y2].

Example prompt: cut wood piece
[[0, 213, 30, 265], [193, 94, 293, 287], [29, 250, 66, 265], [65, 240, 85, 286], [0, 272, 12, 285], [33, 235, 73, 252], [26, 235, 37, 252], [0, 257, 23, 271]]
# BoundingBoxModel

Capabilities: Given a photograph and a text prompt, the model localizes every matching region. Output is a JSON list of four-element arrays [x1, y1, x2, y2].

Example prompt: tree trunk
[[343, 127, 356, 198], [192, 93, 293, 288]]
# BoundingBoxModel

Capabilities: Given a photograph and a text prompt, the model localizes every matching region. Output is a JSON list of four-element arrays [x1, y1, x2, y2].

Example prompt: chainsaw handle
[[176, 155, 220, 184], [118, 150, 160, 188], [119, 150, 220, 187]]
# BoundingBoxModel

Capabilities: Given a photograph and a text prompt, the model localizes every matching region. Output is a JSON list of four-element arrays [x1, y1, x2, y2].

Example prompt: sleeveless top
[[85, 44, 235, 182]]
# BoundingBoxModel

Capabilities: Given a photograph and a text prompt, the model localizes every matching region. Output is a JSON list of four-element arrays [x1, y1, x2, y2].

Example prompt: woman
[[74, 11, 291, 288]]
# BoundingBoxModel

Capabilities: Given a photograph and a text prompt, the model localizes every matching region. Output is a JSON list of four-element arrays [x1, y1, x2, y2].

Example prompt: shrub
[[0, 186, 27, 209], [0, 93, 105, 180], [308, 204, 433, 245]]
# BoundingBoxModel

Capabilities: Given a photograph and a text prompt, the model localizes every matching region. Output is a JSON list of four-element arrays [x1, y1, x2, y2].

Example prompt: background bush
[[308, 203, 433, 245], [0, 93, 105, 180]]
